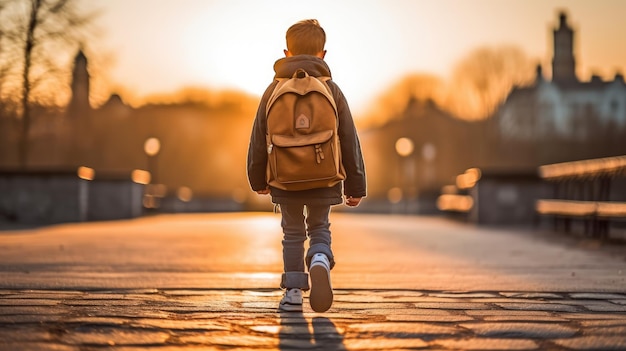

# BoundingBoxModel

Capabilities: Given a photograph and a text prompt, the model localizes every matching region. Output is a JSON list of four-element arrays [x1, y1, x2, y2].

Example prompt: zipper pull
[[315, 145, 324, 163], [267, 144, 273, 154]]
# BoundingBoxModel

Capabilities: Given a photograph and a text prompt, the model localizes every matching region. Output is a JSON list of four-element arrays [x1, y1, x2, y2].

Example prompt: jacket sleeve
[[246, 83, 276, 192], [329, 82, 367, 198]]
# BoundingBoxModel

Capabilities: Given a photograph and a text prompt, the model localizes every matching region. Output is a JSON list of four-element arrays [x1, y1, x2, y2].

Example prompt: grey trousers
[[279, 203, 335, 290]]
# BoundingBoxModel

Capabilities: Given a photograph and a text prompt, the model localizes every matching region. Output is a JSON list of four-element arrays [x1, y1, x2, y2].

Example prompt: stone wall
[[0, 170, 86, 223], [0, 170, 143, 224]]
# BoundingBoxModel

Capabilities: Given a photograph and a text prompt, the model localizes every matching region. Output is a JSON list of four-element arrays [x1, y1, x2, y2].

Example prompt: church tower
[[551, 12, 577, 84], [67, 50, 90, 117]]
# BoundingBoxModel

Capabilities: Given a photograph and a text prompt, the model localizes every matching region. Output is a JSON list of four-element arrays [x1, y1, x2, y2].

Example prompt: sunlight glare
[[242, 215, 280, 235], [77, 166, 95, 181], [131, 169, 151, 184], [437, 194, 474, 212], [177, 1, 406, 114], [237, 272, 278, 281]]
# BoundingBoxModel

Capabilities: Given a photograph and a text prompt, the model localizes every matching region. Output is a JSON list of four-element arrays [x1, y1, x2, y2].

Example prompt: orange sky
[[85, 0, 626, 115]]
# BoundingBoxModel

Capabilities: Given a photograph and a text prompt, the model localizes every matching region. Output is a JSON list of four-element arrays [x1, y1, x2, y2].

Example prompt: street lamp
[[421, 142, 437, 190], [394, 137, 415, 213], [144, 137, 161, 181], [143, 137, 161, 209]]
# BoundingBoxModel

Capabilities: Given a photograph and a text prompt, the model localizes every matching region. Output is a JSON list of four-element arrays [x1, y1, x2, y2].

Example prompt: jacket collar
[[273, 55, 332, 79]]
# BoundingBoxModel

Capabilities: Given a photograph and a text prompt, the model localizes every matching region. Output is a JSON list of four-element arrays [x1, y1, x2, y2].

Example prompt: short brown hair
[[286, 19, 326, 56]]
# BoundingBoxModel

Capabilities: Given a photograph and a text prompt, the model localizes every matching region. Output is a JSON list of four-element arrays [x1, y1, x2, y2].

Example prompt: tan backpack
[[265, 68, 346, 191]]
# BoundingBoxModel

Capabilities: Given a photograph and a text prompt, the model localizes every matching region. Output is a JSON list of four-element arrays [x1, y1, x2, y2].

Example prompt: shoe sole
[[309, 264, 333, 312], [279, 302, 303, 312]]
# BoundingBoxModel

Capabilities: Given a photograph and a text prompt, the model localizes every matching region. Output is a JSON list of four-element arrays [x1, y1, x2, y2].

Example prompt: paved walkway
[[1, 213, 625, 350], [1, 288, 626, 350]]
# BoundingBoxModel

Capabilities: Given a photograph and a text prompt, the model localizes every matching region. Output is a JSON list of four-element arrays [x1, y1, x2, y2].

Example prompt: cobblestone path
[[2, 289, 626, 350]]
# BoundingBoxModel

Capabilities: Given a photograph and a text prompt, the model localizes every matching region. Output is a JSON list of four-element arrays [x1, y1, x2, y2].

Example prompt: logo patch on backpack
[[265, 68, 346, 191], [295, 114, 310, 129]]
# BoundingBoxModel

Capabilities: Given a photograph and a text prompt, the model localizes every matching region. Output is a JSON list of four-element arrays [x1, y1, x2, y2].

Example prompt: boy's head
[[285, 19, 326, 58]]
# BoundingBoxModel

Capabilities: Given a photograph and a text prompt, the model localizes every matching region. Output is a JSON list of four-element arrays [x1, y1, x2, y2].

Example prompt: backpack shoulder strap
[[265, 78, 289, 117], [317, 76, 334, 103]]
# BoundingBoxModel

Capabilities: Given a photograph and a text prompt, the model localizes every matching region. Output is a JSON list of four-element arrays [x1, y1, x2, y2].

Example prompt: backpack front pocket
[[269, 130, 340, 185]]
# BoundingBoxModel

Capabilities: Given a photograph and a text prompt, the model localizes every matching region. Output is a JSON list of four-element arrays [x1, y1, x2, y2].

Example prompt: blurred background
[[1, 0, 625, 227]]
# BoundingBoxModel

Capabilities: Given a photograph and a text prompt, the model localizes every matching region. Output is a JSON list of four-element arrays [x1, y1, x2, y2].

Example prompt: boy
[[247, 19, 366, 312]]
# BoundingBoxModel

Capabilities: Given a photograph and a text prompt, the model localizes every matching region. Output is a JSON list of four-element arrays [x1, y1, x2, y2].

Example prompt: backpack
[[265, 68, 346, 191]]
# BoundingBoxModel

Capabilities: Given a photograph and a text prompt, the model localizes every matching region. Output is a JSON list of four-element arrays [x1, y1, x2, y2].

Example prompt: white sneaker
[[309, 253, 333, 312], [279, 288, 303, 312]]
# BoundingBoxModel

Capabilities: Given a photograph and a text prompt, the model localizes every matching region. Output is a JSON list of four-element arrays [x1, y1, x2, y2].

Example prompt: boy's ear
[[284, 49, 293, 57]]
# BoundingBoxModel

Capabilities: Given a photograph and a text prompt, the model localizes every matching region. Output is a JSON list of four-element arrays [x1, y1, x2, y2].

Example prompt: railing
[[535, 155, 626, 239]]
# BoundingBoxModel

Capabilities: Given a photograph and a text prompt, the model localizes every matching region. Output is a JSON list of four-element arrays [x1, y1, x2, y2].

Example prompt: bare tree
[[442, 46, 536, 167], [446, 46, 535, 121], [0, 0, 95, 167], [363, 73, 445, 128], [0, 0, 10, 114]]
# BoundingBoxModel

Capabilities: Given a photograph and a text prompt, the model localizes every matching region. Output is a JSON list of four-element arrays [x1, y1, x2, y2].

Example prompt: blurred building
[[68, 50, 91, 119], [498, 12, 626, 142], [360, 11, 626, 214], [359, 98, 486, 213], [0, 50, 257, 212]]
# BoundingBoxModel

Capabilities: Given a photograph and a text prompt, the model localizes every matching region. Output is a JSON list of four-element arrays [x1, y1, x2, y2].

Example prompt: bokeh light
[[395, 137, 414, 157]]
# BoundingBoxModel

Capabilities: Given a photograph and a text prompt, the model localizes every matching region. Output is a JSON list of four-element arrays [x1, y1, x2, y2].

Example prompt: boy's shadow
[[279, 312, 345, 350]]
